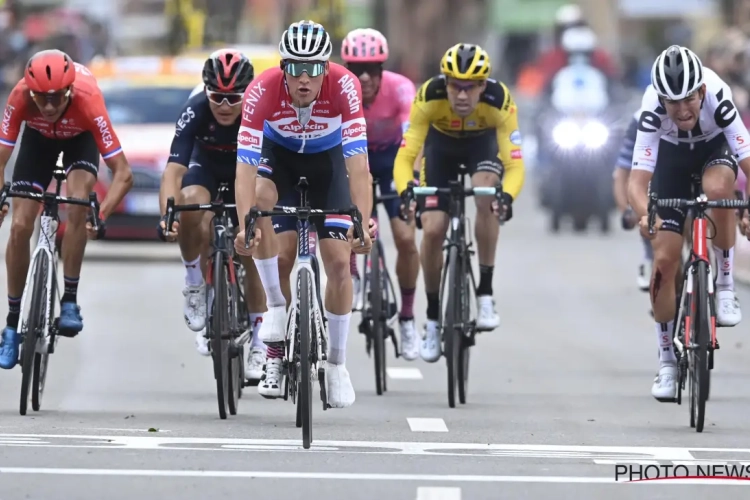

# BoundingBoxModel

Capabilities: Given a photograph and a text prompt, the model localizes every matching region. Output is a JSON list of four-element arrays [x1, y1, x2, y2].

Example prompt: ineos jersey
[[632, 68, 750, 173]]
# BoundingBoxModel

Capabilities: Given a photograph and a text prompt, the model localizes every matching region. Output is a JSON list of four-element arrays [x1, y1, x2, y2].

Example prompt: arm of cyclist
[[0, 86, 29, 225], [157, 98, 202, 240], [493, 85, 525, 220], [394, 84, 432, 215], [614, 116, 639, 229], [627, 103, 663, 239]]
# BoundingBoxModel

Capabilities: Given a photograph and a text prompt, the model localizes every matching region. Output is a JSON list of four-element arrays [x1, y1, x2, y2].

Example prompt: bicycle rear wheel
[[370, 240, 386, 395], [443, 245, 461, 409], [298, 268, 314, 449], [211, 256, 229, 420], [690, 260, 711, 432], [20, 256, 48, 416]]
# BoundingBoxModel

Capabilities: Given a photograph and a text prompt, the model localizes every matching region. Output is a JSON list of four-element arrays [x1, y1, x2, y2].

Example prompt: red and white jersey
[[632, 68, 750, 173], [237, 63, 367, 166], [0, 63, 123, 160]]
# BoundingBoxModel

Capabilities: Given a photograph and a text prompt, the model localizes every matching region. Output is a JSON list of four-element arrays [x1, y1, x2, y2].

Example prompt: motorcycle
[[537, 61, 622, 233]]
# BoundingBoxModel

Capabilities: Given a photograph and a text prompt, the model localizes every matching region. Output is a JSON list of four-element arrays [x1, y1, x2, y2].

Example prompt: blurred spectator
[[704, 28, 750, 114]]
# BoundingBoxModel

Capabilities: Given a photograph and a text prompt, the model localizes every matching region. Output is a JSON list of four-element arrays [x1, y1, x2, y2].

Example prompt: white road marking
[[417, 486, 462, 499], [64, 428, 171, 433], [1, 468, 749, 484], [387, 368, 423, 380], [407, 418, 449, 432]]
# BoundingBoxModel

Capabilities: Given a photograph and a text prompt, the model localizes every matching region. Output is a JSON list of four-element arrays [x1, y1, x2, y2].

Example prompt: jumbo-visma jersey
[[236, 64, 368, 168]]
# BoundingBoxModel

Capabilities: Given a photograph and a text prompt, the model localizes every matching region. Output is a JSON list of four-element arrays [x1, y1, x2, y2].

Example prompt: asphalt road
[[1, 189, 750, 500]]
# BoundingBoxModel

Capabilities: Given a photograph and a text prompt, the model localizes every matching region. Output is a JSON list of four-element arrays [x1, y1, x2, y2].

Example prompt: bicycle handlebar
[[400, 181, 507, 223], [1, 182, 103, 232], [164, 196, 238, 236], [243, 205, 365, 249], [647, 191, 750, 234]]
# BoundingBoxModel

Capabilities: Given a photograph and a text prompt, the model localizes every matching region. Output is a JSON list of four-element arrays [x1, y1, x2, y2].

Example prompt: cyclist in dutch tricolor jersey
[[233, 21, 372, 408]]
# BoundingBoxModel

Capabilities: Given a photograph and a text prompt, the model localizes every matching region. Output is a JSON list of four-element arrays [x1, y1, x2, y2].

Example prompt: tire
[[443, 245, 461, 409], [573, 214, 588, 232], [20, 256, 48, 416], [370, 240, 386, 396], [211, 256, 229, 420], [550, 213, 561, 233], [227, 277, 242, 415], [457, 253, 473, 405], [691, 260, 711, 433], [299, 268, 314, 449], [33, 266, 55, 412]]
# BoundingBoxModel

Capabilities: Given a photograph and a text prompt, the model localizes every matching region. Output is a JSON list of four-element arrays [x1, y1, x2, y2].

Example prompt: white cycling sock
[[182, 256, 202, 287], [656, 320, 677, 366], [249, 313, 266, 351], [326, 311, 351, 365], [253, 256, 286, 307], [715, 246, 734, 291]]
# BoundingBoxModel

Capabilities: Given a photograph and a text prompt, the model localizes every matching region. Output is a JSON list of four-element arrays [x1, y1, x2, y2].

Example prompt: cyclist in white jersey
[[628, 45, 750, 402]]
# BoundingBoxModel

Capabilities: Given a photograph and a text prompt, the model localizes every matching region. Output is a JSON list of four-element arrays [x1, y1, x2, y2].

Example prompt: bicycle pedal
[[56, 327, 80, 338]]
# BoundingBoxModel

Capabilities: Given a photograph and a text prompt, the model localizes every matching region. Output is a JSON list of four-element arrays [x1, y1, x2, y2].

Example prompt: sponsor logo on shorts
[[425, 195, 438, 208], [511, 149, 522, 160]]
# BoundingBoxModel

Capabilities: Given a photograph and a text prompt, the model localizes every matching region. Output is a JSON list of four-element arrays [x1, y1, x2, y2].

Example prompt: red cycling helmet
[[202, 49, 254, 92], [24, 49, 76, 93]]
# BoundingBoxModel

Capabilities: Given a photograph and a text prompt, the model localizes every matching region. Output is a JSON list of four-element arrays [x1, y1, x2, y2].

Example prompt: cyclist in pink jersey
[[341, 28, 421, 360]]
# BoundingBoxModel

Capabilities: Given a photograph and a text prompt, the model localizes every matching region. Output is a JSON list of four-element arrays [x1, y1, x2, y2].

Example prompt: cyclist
[[628, 45, 750, 401], [337, 27, 420, 360], [0, 49, 134, 369], [394, 43, 524, 362], [157, 49, 269, 382], [233, 20, 372, 407], [614, 108, 654, 290]]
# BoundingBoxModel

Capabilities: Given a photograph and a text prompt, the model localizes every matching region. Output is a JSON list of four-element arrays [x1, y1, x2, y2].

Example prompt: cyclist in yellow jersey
[[394, 43, 525, 362]]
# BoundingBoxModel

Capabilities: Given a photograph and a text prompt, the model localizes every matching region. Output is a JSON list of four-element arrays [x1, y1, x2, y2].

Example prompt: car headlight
[[581, 121, 609, 148], [552, 120, 580, 148]]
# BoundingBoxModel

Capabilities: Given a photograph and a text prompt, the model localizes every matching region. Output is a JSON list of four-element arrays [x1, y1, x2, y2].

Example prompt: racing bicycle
[[165, 183, 250, 420], [357, 178, 401, 396], [1, 168, 103, 416], [647, 190, 749, 432], [403, 171, 506, 408], [244, 177, 366, 449]]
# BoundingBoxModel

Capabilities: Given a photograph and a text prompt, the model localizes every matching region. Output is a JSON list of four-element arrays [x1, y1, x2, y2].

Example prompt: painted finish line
[[3, 434, 750, 464], [0, 467, 748, 485]]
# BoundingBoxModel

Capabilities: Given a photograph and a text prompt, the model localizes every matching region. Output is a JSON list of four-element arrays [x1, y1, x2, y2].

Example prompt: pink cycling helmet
[[341, 28, 389, 63]]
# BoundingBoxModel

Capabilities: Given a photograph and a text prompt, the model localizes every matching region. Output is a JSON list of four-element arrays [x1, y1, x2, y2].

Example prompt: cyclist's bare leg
[[277, 231, 297, 306], [703, 163, 741, 324], [471, 170, 502, 328], [175, 185, 210, 332], [420, 211, 449, 317], [242, 255, 267, 379], [391, 216, 419, 313], [177, 185, 210, 264], [5, 197, 39, 325], [60, 170, 96, 293]]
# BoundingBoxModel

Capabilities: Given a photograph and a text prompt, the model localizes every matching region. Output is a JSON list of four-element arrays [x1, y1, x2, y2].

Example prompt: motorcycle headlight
[[552, 120, 580, 148], [582, 121, 609, 148]]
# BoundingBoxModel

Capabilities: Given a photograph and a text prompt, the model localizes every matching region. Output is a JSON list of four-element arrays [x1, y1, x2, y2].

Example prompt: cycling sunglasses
[[283, 61, 326, 78], [446, 79, 483, 93], [346, 63, 383, 77], [206, 89, 244, 106], [29, 88, 71, 107]]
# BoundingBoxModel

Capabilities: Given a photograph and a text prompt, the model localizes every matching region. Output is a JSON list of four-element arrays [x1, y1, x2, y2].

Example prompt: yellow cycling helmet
[[440, 43, 491, 80]]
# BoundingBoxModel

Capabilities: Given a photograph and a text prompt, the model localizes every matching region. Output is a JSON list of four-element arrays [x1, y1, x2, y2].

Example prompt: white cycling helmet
[[279, 20, 333, 62], [561, 26, 597, 53], [651, 45, 704, 101]]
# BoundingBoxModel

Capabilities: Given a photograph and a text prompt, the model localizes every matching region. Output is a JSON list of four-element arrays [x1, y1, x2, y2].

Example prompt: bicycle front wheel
[[443, 245, 461, 409], [457, 253, 474, 405], [20, 256, 48, 416], [211, 256, 229, 420], [690, 260, 711, 432], [370, 240, 386, 395], [298, 268, 314, 449]]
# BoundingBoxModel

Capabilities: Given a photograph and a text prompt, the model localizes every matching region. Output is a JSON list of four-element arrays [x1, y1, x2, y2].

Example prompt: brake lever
[[399, 181, 415, 222], [165, 196, 175, 236], [350, 205, 365, 245], [647, 189, 658, 235], [0, 182, 10, 209], [244, 207, 259, 249], [88, 192, 100, 232]]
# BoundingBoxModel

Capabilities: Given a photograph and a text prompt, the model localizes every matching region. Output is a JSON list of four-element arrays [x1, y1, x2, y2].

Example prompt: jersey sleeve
[[631, 88, 664, 173], [85, 90, 123, 160], [337, 70, 368, 158], [396, 77, 417, 134], [707, 83, 750, 161], [0, 82, 29, 149], [237, 73, 273, 166], [168, 94, 203, 167], [393, 80, 433, 195], [493, 83, 525, 199]]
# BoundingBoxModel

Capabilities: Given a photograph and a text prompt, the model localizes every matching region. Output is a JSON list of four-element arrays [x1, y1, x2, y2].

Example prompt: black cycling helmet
[[202, 49, 254, 92]]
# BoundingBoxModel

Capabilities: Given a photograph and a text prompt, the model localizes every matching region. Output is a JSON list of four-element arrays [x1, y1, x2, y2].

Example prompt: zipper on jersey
[[294, 100, 316, 154]]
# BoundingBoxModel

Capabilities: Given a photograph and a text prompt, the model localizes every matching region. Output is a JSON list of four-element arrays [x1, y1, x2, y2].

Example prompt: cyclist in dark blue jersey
[[157, 49, 268, 382]]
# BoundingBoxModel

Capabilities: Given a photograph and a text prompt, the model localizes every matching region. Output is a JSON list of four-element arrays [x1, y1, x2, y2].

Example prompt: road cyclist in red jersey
[[234, 20, 373, 407], [0, 50, 133, 369]]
